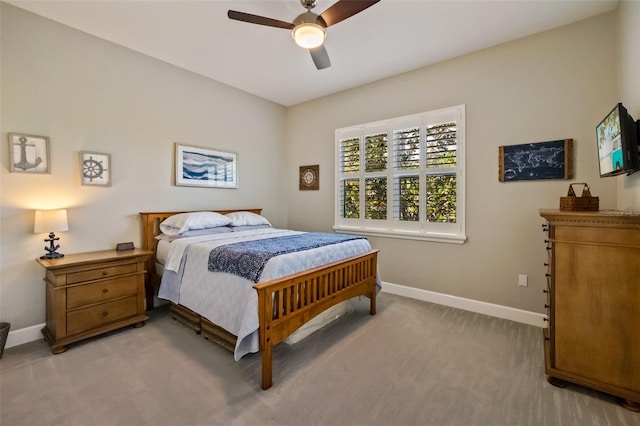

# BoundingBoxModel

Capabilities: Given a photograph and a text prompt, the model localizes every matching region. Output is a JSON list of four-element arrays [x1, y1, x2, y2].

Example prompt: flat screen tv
[[596, 103, 640, 177]]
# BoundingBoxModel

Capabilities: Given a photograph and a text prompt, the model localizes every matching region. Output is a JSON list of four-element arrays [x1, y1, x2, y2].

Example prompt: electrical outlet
[[518, 274, 528, 287]]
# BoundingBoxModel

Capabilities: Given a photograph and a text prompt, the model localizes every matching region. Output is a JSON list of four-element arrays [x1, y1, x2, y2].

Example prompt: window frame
[[334, 105, 466, 244]]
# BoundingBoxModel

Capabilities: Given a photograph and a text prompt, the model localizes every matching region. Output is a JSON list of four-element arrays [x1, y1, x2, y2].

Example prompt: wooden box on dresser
[[539, 209, 640, 411], [36, 248, 152, 354]]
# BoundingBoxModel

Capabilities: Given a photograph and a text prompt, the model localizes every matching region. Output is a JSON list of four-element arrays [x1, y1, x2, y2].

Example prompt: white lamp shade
[[34, 209, 69, 234], [292, 23, 326, 49]]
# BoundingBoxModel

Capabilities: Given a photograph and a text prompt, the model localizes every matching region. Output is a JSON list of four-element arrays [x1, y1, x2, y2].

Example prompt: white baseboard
[[3, 284, 546, 350], [381, 282, 548, 328], [4, 298, 169, 350], [4, 323, 45, 349]]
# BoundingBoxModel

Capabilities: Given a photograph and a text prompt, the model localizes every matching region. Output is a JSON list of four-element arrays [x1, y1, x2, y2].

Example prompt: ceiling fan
[[227, 0, 380, 70]]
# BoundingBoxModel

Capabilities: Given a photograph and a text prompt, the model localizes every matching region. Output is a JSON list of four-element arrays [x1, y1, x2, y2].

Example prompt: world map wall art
[[498, 139, 573, 182]]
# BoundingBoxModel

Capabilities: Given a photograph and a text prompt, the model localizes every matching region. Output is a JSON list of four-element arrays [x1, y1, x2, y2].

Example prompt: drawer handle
[[102, 271, 109, 276], [102, 311, 108, 317], [102, 288, 109, 294]]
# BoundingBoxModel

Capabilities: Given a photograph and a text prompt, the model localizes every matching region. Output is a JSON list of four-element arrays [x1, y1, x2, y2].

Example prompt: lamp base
[[41, 232, 64, 260], [40, 252, 64, 260]]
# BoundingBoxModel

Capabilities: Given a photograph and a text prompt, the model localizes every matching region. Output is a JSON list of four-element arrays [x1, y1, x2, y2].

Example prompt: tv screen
[[596, 103, 639, 177]]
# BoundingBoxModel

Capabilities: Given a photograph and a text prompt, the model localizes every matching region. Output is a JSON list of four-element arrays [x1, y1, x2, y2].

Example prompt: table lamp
[[34, 209, 69, 259]]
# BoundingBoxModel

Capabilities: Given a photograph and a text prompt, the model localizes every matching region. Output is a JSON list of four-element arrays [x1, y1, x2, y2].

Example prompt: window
[[335, 105, 466, 243]]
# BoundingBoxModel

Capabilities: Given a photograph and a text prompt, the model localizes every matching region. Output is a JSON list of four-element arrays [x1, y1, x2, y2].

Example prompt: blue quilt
[[207, 232, 366, 283]]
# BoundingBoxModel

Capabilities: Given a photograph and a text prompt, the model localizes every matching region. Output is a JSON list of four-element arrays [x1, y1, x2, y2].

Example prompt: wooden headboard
[[139, 208, 263, 253], [138, 208, 262, 309]]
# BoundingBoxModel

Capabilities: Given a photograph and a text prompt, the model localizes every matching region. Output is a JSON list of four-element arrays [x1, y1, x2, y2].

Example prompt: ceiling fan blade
[[227, 10, 294, 30], [318, 0, 380, 28], [310, 45, 331, 70]]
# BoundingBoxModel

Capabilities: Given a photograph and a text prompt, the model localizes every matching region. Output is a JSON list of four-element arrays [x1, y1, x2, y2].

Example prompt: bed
[[139, 209, 378, 389]]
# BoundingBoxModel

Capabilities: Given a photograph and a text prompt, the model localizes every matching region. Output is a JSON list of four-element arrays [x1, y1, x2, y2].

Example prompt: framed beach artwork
[[8, 133, 51, 174], [175, 143, 238, 188]]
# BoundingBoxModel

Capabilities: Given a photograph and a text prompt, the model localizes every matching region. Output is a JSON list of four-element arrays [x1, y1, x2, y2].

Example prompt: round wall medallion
[[299, 165, 319, 190]]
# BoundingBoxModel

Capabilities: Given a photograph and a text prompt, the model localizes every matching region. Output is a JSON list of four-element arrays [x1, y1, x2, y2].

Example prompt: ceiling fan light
[[292, 23, 326, 49]]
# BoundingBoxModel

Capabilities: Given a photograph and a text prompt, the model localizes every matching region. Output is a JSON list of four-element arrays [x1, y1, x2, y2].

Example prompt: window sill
[[333, 226, 467, 244]]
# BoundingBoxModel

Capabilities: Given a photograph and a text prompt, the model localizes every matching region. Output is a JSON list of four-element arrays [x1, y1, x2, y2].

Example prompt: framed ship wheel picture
[[80, 151, 111, 187], [299, 165, 319, 190]]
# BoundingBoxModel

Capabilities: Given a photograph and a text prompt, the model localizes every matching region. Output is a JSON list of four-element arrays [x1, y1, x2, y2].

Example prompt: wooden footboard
[[254, 249, 378, 389]]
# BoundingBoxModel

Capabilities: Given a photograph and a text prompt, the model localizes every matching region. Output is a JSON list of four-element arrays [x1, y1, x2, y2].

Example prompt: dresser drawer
[[67, 296, 138, 336], [66, 263, 139, 284], [67, 276, 138, 309], [555, 226, 640, 245]]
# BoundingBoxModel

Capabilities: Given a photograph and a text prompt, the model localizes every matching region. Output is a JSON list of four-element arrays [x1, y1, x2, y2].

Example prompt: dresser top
[[539, 209, 640, 227], [36, 248, 152, 270]]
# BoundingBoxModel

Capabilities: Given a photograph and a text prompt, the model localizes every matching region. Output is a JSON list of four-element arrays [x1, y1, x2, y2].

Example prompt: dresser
[[539, 210, 640, 411], [37, 248, 152, 354]]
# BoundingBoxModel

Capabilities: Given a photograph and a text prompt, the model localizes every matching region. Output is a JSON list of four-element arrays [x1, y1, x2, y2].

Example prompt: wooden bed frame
[[139, 209, 378, 389]]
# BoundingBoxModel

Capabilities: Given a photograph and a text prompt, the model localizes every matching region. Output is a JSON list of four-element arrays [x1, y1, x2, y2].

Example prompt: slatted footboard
[[254, 249, 378, 389]]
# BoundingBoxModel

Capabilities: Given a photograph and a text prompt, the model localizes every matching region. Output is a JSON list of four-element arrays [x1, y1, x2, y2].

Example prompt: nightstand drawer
[[67, 263, 138, 284], [67, 276, 138, 309], [67, 296, 138, 335]]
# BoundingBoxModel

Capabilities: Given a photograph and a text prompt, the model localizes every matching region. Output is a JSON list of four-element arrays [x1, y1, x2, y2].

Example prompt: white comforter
[[157, 228, 374, 360]]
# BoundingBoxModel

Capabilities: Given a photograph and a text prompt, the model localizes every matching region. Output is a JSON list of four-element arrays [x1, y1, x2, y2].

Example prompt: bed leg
[[145, 281, 154, 311], [261, 343, 273, 390], [370, 288, 377, 315]]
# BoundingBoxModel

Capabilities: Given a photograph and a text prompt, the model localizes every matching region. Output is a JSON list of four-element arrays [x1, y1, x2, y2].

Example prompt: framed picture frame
[[80, 151, 111, 186], [299, 165, 319, 190], [499, 139, 573, 182], [8, 133, 50, 174], [175, 143, 238, 188]]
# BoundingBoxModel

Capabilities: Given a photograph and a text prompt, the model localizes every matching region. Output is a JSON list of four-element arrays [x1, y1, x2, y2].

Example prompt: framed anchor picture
[[8, 133, 50, 174], [80, 151, 111, 186]]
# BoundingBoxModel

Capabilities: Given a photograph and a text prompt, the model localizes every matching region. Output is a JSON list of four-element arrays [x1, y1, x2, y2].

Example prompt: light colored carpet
[[1, 293, 637, 426]]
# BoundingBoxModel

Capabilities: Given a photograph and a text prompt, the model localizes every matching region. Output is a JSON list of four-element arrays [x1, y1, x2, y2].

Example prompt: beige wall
[[617, 0, 640, 209], [0, 4, 287, 329], [285, 12, 619, 313], [0, 3, 631, 332]]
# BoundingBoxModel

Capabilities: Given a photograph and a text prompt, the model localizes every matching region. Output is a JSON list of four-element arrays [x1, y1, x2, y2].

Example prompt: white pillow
[[159, 212, 231, 236], [226, 211, 271, 227]]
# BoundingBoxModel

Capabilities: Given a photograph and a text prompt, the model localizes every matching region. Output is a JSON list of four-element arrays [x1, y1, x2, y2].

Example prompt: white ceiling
[[8, 0, 618, 106]]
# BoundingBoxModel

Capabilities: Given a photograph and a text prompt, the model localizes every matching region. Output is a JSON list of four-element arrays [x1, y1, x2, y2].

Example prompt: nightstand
[[36, 248, 152, 354]]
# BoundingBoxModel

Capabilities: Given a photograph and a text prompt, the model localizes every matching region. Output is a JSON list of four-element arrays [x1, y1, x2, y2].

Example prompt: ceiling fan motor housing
[[293, 11, 323, 27]]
